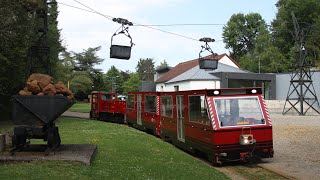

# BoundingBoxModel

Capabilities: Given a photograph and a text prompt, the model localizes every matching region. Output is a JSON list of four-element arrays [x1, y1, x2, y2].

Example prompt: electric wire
[[58, 1, 222, 43]]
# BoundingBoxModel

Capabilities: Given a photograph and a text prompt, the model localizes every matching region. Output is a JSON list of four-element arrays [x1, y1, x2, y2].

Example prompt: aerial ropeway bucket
[[198, 37, 219, 70], [110, 18, 134, 60]]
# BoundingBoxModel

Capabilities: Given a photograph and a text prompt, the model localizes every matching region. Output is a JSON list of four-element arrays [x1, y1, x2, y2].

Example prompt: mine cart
[[11, 95, 74, 153]]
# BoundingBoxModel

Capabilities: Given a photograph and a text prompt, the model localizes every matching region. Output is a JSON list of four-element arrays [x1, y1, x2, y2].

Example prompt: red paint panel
[[213, 127, 273, 145]]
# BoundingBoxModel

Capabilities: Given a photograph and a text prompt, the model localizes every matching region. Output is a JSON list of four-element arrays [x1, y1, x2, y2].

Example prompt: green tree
[[104, 66, 124, 93], [122, 73, 141, 94], [0, 0, 37, 96], [156, 60, 169, 69], [55, 50, 74, 84], [47, 0, 64, 79], [222, 13, 267, 62], [73, 46, 104, 89], [136, 58, 155, 81], [240, 27, 289, 73], [272, 0, 320, 66], [69, 71, 93, 99]]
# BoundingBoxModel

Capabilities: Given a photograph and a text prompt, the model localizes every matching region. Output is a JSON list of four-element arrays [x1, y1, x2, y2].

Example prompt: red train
[[90, 91, 126, 123], [90, 88, 273, 165]]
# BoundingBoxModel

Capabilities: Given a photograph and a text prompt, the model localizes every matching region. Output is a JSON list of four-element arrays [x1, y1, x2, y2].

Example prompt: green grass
[[68, 102, 91, 113], [0, 117, 229, 179]]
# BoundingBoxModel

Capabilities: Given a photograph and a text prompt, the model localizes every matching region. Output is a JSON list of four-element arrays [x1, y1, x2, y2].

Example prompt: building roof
[[166, 63, 247, 84], [155, 53, 241, 83]]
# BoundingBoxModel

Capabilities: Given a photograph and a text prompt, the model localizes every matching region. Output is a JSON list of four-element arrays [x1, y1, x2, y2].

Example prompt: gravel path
[[62, 111, 89, 119], [61, 111, 320, 179], [259, 114, 320, 179]]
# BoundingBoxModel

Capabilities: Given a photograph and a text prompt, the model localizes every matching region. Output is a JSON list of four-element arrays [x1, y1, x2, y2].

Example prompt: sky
[[57, 0, 278, 73]]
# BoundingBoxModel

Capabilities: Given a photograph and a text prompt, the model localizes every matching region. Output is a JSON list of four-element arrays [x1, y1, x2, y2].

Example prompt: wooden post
[[0, 134, 5, 152]]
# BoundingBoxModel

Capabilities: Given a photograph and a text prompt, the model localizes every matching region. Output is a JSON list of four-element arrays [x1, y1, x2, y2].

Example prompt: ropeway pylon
[[282, 12, 320, 115]]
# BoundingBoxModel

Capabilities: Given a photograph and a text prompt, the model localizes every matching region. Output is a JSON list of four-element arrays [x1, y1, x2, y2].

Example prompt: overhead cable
[[59, 1, 220, 43], [58, 2, 96, 14], [132, 23, 226, 27], [73, 0, 114, 20]]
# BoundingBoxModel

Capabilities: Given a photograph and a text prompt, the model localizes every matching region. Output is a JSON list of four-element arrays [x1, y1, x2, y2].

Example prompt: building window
[[188, 95, 210, 126], [161, 86, 164, 91], [144, 95, 157, 113], [174, 85, 179, 92], [161, 96, 173, 118]]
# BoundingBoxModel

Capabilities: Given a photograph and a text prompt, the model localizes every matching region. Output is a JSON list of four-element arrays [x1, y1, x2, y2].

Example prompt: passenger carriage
[[126, 92, 161, 136], [90, 91, 126, 123]]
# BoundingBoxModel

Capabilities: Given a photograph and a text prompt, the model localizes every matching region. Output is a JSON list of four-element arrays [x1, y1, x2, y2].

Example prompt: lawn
[[68, 102, 91, 113], [0, 117, 229, 179]]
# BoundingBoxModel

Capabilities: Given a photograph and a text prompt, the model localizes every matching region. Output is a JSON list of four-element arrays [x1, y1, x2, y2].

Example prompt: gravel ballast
[[259, 114, 320, 179]]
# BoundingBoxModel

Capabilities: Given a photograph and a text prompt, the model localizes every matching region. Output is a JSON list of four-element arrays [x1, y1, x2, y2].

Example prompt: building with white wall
[[154, 53, 276, 99]]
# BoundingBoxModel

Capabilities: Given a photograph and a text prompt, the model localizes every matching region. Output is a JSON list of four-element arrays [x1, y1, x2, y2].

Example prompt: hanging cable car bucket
[[110, 25, 133, 60], [199, 58, 219, 70], [110, 45, 132, 60]]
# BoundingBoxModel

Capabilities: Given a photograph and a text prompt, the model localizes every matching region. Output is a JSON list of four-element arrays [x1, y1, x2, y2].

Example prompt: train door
[[90, 93, 99, 116], [91, 94, 99, 112], [137, 94, 142, 125], [177, 95, 185, 142]]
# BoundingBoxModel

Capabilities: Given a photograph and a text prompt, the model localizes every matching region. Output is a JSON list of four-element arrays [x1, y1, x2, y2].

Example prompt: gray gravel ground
[[258, 114, 320, 179]]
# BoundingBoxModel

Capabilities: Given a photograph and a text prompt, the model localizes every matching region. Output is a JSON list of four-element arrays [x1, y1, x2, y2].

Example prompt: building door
[[177, 95, 185, 142], [137, 94, 142, 125]]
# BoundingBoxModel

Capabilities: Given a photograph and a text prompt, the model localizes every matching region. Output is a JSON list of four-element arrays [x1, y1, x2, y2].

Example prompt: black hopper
[[110, 18, 134, 60]]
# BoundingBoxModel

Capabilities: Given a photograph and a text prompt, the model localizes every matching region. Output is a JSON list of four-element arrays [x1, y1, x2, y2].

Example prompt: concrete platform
[[0, 144, 97, 165]]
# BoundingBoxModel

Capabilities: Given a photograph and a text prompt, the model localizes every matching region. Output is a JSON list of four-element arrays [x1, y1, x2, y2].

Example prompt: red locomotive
[[89, 91, 126, 123], [90, 87, 273, 165]]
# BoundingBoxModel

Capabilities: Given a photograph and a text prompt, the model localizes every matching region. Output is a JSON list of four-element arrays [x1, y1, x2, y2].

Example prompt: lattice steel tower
[[27, 0, 51, 77], [282, 13, 320, 115]]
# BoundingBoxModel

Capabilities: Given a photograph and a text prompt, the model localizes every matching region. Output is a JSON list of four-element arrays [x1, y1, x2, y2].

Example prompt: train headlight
[[240, 134, 255, 145]]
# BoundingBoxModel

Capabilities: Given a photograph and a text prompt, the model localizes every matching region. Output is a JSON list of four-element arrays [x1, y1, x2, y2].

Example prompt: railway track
[[198, 157, 290, 180]]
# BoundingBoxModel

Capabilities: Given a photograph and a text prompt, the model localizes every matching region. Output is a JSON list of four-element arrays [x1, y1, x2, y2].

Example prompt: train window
[[214, 97, 264, 127], [127, 94, 135, 109], [101, 94, 113, 100], [144, 95, 157, 113], [161, 96, 173, 118], [188, 95, 210, 126]]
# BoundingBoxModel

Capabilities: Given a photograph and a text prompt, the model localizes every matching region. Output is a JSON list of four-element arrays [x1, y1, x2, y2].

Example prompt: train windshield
[[214, 96, 265, 127]]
